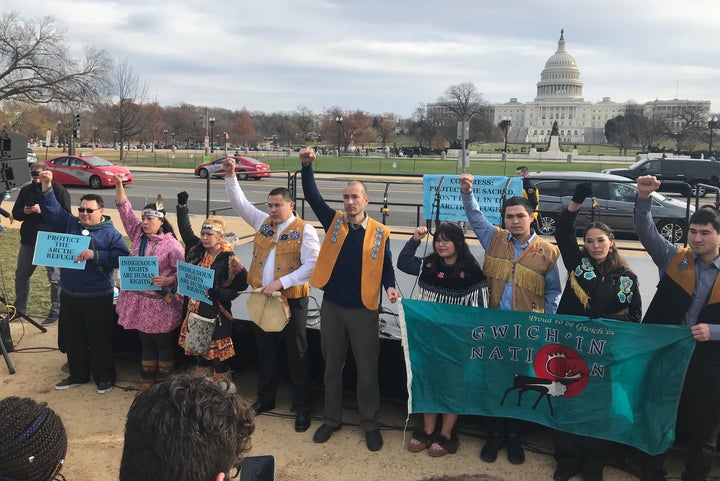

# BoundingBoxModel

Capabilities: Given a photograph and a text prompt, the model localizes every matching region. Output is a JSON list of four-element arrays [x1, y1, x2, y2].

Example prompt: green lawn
[[0, 229, 51, 321], [38, 147, 630, 176]]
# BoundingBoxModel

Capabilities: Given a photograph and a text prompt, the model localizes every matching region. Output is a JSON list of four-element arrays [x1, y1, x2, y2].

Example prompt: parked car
[[27, 148, 38, 167], [531, 171, 693, 243], [46, 155, 132, 189], [194, 156, 270, 180], [603, 157, 720, 197]]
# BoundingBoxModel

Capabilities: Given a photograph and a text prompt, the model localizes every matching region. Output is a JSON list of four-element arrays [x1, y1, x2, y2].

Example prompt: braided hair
[[0, 397, 67, 481]]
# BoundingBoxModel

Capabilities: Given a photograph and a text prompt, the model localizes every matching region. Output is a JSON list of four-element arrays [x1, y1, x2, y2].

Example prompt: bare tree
[[0, 12, 111, 104], [436, 82, 488, 123], [105, 59, 148, 162], [658, 103, 708, 152], [373, 113, 397, 147], [293, 105, 315, 140]]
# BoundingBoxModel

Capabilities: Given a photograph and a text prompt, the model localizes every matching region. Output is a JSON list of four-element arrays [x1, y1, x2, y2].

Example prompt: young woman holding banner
[[397, 222, 488, 457], [553, 182, 641, 481]]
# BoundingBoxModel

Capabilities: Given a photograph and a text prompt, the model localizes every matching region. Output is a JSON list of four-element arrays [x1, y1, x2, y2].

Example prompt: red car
[[194, 156, 270, 180], [46, 155, 133, 189]]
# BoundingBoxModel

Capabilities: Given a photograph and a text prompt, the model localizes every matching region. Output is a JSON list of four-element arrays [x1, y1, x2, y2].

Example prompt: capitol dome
[[535, 29, 583, 100]]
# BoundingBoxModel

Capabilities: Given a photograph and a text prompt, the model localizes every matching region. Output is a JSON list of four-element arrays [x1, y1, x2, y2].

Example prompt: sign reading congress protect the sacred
[[119, 256, 160, 291], [422, 174, 523, 225], [398, 299, 696, 455], [33, 231, 91, 270], [176, 261, 214, 305]]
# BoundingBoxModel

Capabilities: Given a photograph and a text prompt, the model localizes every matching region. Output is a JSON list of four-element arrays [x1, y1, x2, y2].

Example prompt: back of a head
[[119, 374, 255, 481], [0, 397, 67, 481]]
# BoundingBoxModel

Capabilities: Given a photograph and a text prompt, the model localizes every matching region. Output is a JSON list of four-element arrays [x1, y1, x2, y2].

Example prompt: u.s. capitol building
[[493, 30, 710, 146]]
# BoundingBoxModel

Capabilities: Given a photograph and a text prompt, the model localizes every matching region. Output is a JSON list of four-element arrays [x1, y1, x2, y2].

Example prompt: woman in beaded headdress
[[176, 191, 248, 393], [397, 222, 488, 458], [114, 174, 185, 389], [0, 397, 67, 481]]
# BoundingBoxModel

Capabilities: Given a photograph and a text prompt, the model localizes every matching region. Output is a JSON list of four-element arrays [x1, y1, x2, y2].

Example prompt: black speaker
[[1, 158, 32, 190], [0, 131, 28, 161]]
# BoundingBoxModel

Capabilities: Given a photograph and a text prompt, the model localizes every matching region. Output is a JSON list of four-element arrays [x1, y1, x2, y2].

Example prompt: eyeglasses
[[434, 239, 452, 245], [78, 207, 98, 214]]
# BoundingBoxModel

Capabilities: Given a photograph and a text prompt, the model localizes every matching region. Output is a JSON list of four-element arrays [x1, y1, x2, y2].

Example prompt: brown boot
[[140, 360, 158, 390], [195, 365, 213, 378], [158, 361, 174, 379], [212, 370, 237, 393]]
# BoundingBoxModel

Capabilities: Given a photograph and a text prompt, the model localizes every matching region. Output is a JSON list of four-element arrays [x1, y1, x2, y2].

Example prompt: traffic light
[[73, 113, 80, 139]]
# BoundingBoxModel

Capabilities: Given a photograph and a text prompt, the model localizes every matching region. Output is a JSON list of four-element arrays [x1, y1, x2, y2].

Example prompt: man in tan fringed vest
[[299, 147, 399, 452], [223, 158, 320, 433], [460, 173, 561, 466]]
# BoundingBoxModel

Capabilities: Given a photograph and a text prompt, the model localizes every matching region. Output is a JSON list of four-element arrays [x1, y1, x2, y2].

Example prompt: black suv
[[603, 157, 720, 197]]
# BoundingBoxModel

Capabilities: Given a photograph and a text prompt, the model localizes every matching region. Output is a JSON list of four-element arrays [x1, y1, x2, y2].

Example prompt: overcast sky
[[6, 0, 720, 117]]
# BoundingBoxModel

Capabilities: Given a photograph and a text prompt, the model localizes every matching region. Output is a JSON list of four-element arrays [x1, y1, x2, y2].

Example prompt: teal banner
[[398, 299, 695, 455]]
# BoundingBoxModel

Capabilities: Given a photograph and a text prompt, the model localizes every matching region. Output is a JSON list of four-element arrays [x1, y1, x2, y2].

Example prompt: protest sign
[[177, 261, 214, 305], [33, 231, 91, 270], [119, 256, 160, 291], [422, 174, 523, 225]]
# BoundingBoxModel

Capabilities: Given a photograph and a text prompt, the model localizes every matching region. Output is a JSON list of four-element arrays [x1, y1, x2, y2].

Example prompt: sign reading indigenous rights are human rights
[[177, 261, 214, 305], [398, 299, 695, 455]]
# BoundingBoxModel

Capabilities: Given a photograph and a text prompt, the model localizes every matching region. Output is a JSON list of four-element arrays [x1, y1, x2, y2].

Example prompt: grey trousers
[[15, 243, 61, 319], [319, 299, 380, 431]]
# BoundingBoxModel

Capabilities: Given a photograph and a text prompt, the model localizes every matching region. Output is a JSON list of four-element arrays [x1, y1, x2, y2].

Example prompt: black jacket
[[12, 180, 71, 245]]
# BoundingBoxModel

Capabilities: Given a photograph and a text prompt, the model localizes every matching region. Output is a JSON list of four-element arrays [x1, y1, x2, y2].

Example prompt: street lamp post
[[501, 116, 512, 153], [709, 116, 718, 158], [92, 126, 98, 149], [163, 129, 169, 148], [209, 117, 216, 153], [335, 116, 343, 155]]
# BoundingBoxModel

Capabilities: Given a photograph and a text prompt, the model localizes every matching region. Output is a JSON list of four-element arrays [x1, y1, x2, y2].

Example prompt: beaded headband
[[201, 224, 224, 234], [141, 209, 165, 218]]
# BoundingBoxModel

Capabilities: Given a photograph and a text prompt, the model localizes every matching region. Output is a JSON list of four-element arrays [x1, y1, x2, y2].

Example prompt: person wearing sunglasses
[[37, 169, 129, 395], [10, 162, 71, 325]]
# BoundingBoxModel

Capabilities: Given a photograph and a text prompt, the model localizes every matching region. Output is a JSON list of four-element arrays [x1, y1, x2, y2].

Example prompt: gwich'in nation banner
[[398, 299, 695, 455]]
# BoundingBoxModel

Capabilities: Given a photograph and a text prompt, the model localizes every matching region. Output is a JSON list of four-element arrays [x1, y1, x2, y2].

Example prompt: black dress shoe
[[312, 423, 340, 443], [506, 433, 525, 465], [553, 466, 577, 481], [480, 432, 505, 462], [295, 412, 311, 433], [251, 400, 275, 416], [365, 429, 383, 451]]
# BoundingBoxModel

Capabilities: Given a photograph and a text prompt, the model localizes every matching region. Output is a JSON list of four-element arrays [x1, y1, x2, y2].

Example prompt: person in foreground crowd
[[634, 175, 720, 481], [119, 374, 255, 481], [300, 147, 399, 452], [461, 172, 561, 465], [11, 162, 71, 325], [397, 222, 489, 457], [114, 174, 185, 389], [38, 170, 129, 394], [176, 192, 248, 392], [223, 158, 320, 432], [552, 182, 641, 481], [0, 396, 67, 481], [516, 166, 540, 230]]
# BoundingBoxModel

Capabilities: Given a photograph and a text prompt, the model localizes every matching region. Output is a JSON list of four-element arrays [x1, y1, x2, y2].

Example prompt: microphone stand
[[434, 176, 445, 235]]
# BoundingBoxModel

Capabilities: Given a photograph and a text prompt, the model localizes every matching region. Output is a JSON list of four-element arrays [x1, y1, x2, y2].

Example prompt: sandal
[[428, 433, 459, 457], [406, 430, 433, 452]]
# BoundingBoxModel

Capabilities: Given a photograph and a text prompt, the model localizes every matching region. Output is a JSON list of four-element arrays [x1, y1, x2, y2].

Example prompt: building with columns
[[492, 30, 710, 146]]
